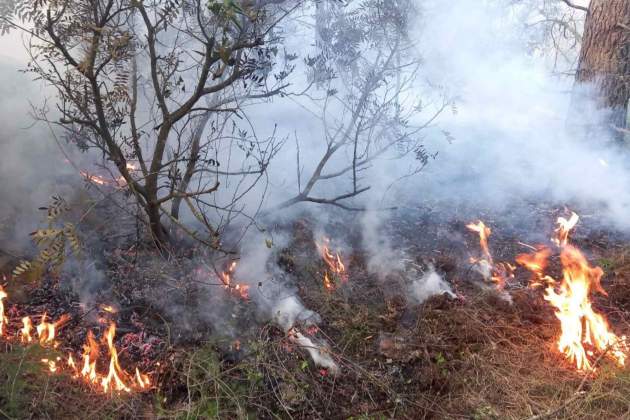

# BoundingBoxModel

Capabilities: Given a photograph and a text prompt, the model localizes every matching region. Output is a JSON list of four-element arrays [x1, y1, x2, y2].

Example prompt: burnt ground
[[3, 200, 630, 419]]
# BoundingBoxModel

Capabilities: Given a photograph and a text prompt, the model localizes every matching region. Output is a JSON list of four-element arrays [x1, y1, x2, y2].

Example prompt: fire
[[466, 221, 514, 289], [545, 245, 627, 370], [135, 367, 151, 389], [20, 316, 33, 343], [515, 246, 552, 288], [552, 211, 579, 247], [36, 313, 69, 346], [219, 261, 250, 300], [101, 323, 131, 393], [517, 211, 628, 370], [0, 286, 152, 394], [316, 237, 348, 291], [323, 272, 334, 291], [0, 286, 7, 336], [80, 171, 109, 186], [81, 330, 100, 383]]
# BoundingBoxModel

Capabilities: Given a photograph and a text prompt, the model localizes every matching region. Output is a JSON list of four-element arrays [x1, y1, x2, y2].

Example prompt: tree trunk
[[171, 112, 210, 220], [573, 0, 630, 135], [147, 201, 169, 248]]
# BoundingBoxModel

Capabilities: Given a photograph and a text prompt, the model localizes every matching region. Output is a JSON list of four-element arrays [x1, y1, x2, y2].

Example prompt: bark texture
[[575, 0, 630, 129]]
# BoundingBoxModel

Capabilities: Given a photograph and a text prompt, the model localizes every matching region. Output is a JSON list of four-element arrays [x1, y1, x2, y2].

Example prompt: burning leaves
[[0, 288, 153, 394]]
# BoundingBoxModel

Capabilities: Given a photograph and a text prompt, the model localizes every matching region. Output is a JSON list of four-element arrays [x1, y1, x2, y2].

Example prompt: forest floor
[[2, 201, 630, 419]]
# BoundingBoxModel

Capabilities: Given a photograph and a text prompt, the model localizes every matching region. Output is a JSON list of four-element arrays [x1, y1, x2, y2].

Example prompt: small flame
[[467, 221, 513, 289], [135, 367, 151, 389], [316, 237, 348, 290], [41, 358, 58, 373], [36, 313, 69, 346], [101, 323, 131, 393], [516, 246, 552, 288], [80, 171, 109, 186], [0, 286, 7, 336], [219, 262, 250, 299], [81, 330, 100, 383], [20, 316, 33, 343], [553, 212, 579, 247], [323, 272, 334, 291], [100, 304, 117, 314]]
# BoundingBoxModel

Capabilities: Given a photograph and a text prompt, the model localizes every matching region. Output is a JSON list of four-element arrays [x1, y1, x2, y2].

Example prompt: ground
[[2, 202, 630, 419]]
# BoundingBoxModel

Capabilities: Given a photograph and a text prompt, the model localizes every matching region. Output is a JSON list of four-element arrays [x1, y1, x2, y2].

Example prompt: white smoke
[[410, 265, 455, 304]]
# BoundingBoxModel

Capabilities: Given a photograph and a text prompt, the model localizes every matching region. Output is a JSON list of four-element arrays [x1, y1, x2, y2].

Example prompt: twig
[[560, 0, 589, 12]]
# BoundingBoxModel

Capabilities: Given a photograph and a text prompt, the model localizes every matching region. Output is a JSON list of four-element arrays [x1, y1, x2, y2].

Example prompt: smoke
[[409, 265, 455, 304], [395, 0, 628, 228]]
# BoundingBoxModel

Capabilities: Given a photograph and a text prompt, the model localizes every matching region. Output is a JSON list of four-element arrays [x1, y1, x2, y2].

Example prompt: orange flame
[[323, 272, 334, 291], [219, 262, 250, 300], [81, 330, 100, 384], [0, 287, 152, 394], [516, 246, 552, 288], [36, 313, 69, 346], [135, 367, 151, 389], [101, 322, 131, 393], [518, 211, 629, 370], [316, 237, 348, 291], [80, 171, 109, 186], [466, 221, 492, 264], [545, 244, 627, 370], [467, 221, 513, 289]]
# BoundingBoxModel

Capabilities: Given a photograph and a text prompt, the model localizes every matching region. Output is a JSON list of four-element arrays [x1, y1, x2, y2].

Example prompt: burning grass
[[4, 208, 630, 418]]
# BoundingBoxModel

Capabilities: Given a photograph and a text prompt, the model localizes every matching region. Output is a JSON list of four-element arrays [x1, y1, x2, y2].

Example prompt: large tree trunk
[[573, 0, 630, 135]]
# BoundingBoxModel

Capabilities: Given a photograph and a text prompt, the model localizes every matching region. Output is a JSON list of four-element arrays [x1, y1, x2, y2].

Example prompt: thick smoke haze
[[397, 0, 627, 228]]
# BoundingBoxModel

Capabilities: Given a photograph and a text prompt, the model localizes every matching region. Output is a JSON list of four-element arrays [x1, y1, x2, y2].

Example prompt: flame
[[41, 358, 59, 373], [100, 304, 117, 314], [80, 171, 108, 186], [81, 330, 100, 384], [466, 221, 513, 289], [323, 272, 334, 291], [516, 246, 552, 288], [466, 221, 492, 264], [517, 211, 628, 370], [0, 286, 7, 336], [553, 212, 579, 247], [0, 287, 153, 394], [36, 313, 69, 346], [545, 244, 627, 370], [135, 367, 151, 389], [20, 316, 33, 343], [101, 323, 131, 393], [316, 237, 348, 291], [219, 261, 250, 299]]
